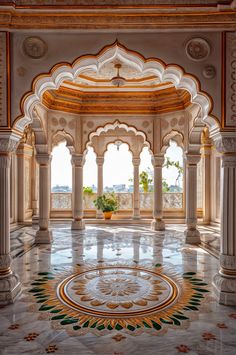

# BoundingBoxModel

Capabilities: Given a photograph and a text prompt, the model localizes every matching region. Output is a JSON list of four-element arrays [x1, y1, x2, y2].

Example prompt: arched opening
[[163, 140, 184, 210], [83, 147, 97, 210], [51, 141, 72, 212], [103, 142, 133, 211]]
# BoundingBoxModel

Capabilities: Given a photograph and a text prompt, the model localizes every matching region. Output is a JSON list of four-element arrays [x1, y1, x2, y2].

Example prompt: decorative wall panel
[[0, 32, 7, 127], [226, 32, 236, 126]]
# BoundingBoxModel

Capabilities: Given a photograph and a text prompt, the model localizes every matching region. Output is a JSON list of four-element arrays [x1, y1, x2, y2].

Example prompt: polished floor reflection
[[1, 223, 235, 355]]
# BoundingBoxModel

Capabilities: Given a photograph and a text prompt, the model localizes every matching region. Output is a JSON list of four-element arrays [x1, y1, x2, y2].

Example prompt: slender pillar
[[133, 157, 140, 219], [213, 153, 236, 305], [0, 150, 21, 305], [96, 156, 104, 219], [151, 154, 165, 231], [35, 153, 52, 244], [32, 153, 39, 217], [201, 141, 211, 223], [71, 154, 85, 230], [184, 154, 201, 244]]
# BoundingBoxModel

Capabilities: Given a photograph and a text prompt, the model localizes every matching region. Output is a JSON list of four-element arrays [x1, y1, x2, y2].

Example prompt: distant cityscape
[[51, 184, 182, 193]]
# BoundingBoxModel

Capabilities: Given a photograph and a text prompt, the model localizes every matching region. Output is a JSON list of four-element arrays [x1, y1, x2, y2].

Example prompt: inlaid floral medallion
[[28, 262, 209, 334]]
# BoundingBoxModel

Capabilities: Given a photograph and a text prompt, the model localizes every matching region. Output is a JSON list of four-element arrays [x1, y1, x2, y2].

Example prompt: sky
[[51, 141, 183, 189]]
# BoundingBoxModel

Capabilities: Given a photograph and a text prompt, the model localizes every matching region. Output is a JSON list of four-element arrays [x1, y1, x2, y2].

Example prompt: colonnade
[[1, 134, 236, 306]]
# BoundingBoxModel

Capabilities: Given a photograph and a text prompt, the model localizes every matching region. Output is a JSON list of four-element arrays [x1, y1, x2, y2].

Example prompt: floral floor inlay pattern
[[0, 223, 236, 354], [28, 262, 209, 334]]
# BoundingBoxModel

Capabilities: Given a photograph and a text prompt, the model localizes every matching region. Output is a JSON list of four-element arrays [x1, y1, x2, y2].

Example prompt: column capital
[[211, 131, 236, 154], [0, 135, 20, 153], [71, 154, 85, 167], [132, 158, 141, 166], [96, 156, 104, 166], [36, 153, 51, 165], [185, 153, 201, 166], [222, 154, 236, 167], [152, 154, 164, 167], [0, 154, 11, 169]]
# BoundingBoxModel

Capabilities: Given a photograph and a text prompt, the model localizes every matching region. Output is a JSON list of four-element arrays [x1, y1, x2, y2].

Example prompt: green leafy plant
[[93, 192, 119, 212], [83, 186, 94, 195], [164, 157, 183, 186], [162, 179, 170, 192], [139, 170, 153, 193]]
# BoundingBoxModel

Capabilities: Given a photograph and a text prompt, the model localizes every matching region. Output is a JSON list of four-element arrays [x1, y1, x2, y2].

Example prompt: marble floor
[[1, 223, 235, 355]]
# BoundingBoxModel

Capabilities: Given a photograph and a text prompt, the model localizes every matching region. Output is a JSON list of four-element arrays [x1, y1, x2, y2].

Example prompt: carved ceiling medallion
[[185, 37, 210, 61], [23, 36, 47, 59]]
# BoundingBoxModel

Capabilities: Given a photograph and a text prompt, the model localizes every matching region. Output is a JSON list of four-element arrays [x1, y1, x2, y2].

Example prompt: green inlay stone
[[35, 294, 48, 299], [42, 276, 55, 280], [183, 272, 196, 276], [38, 272, 53, 276], [169, 317, 181, 326], [73, 325, 81, 330], [97, 324, 105, 331], [39, 305, 55, 311], [107, 324, 113, 330], [143, 321, 151, 328], [51, 314, 66, 320], [115, 324, 123, 331], [160, 318, 173, 324], [189, 301, 201, 306], [151, 321, 162, 330], [31, 282, 46, 286], [191, 278, 204, 282], [173, 314, 189, 320], [36, 299, 48, 303], [29, 287, 45, 293], [192, 288, 209, 293], [155, 263, 162, 267], [90, 321, 98, 328], [61, 318, 78, 325], [127, 325, 135, 331], [184, 305, 199, 311], [192, 294, 204, 298], [50, 309, 63, 313], [83, 321, 90, 328], [191, 282, 208, 286]]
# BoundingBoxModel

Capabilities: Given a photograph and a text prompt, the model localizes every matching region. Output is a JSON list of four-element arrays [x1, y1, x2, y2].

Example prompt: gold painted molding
[[0, 8, 236, 30]]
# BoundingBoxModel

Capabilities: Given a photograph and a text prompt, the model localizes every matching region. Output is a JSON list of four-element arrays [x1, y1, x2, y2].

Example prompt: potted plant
[[93, 192, 119, 219]]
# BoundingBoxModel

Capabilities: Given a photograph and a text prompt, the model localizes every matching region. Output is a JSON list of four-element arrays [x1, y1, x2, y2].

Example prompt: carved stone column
[[0, 137, 21, 305], [35, 153, 52, 244], [32, 153, 39, 217], [132, 157, 140, 219], [16, 143, 33, 222], [201, 139, 211, 223], [184, 154, 201, 244], [96, 156, 104, 219], [213, 134, 236, 305], [71, 154, 85, 230], [151, 154, 165, 231]]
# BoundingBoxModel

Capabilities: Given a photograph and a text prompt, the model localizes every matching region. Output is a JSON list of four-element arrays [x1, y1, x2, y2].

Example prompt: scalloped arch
[[13, 41, 220, 133], [86, 120, 150, 152], [51, 129, 75, 153], [161, 130, 184, 153]]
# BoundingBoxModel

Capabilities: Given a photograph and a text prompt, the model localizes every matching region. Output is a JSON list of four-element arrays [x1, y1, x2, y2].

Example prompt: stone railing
[[51, 193, 72, 210], [51, 192, 183, 210]]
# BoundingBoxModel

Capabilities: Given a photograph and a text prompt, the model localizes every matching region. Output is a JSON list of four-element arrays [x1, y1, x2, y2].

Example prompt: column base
[[151, 219, 165, 231], [213, 273, 236, 306], [133, 215, 141, 220], [35, 229, 53, 244], [0, 272, 21, 305], [32, 215, 39, 225], [71, 219, 85, 230], [184, 228, 201, 244]]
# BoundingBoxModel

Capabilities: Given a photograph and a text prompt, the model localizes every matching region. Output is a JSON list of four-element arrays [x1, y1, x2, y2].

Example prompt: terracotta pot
[[103, 211, 113, 220]]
